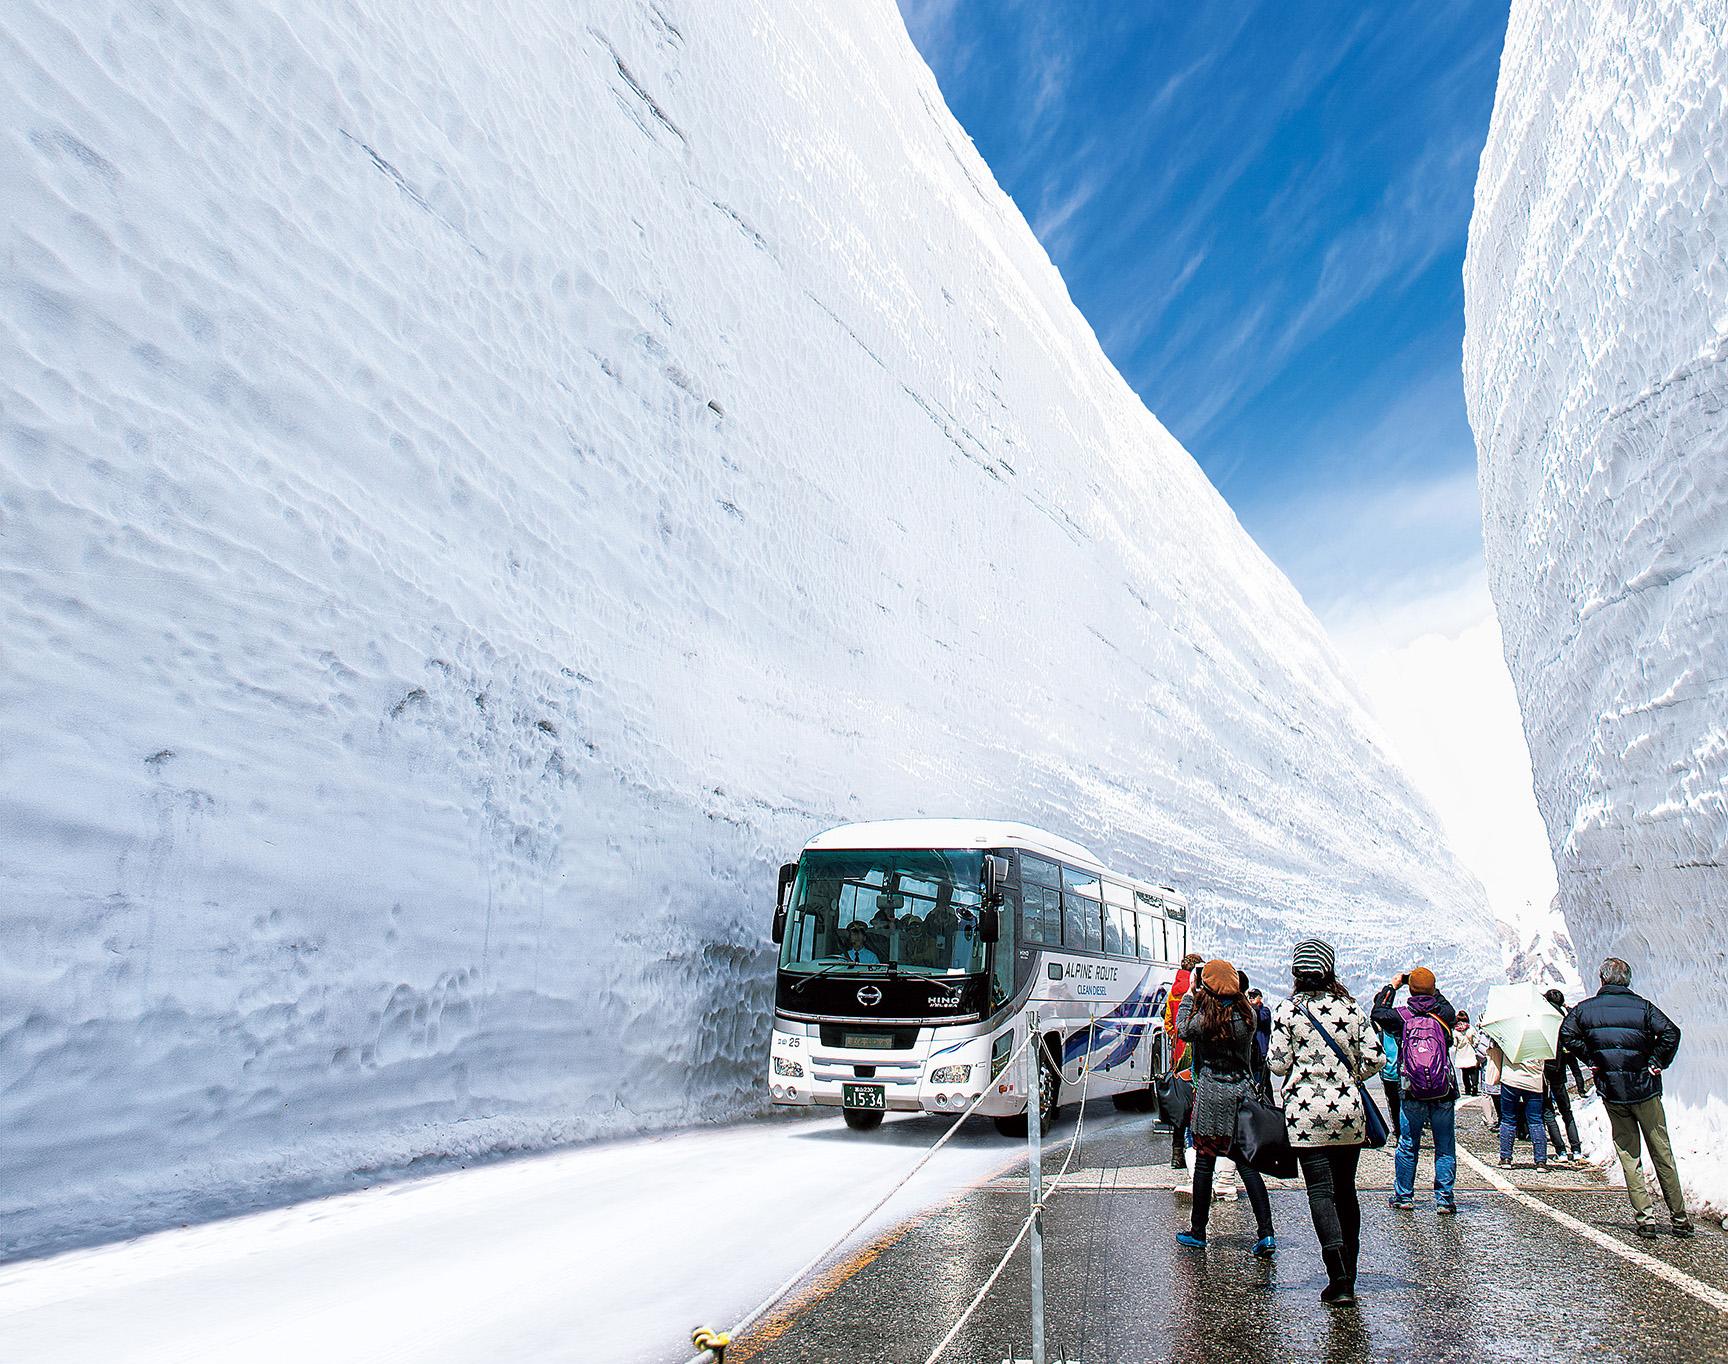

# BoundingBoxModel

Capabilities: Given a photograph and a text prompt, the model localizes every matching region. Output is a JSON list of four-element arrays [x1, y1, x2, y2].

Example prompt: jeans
[[1499, 1085, 1546, 1163], [1461, 1066, 1481, 1097], [1544, 1078, 1580, 1154], [1189, 1152, 1274, 1240], [1394, 1096, 1457, 1204], [1296, 1145, 1362, 1254], [1606, 1096, 1689, 1225]]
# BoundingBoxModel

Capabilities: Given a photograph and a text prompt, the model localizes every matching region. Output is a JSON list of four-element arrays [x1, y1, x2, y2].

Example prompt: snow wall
[[1465, 0, 1728, 1207], [1, 0, 1495, 1255]]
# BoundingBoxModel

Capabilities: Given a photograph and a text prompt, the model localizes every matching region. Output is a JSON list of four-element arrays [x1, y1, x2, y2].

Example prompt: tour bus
[[766, 819, 1189, 1135]]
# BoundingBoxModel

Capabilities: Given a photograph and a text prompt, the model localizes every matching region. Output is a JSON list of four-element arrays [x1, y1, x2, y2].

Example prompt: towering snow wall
[[1465, 0, 1728, 1204], [1, 0, 1495, 1254]]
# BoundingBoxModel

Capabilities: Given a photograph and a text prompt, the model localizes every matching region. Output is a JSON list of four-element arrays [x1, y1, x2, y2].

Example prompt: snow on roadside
[[0, 1109, 1077, 1364]]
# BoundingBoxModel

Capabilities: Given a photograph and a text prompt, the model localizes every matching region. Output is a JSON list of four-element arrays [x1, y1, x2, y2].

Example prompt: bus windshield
[[779, 849, 988, 976]]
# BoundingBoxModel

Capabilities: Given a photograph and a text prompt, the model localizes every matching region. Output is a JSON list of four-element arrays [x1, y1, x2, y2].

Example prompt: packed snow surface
[[1, 0, 1494, 1253], [1465, 0, 1728, 1206]]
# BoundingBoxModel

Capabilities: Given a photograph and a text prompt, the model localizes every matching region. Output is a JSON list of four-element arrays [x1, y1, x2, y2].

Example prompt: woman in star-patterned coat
[[1266, 938, 1380, 1308]]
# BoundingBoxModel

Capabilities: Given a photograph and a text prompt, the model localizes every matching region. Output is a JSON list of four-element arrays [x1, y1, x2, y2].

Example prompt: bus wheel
[[992, 1051, 1058, 1138], [843, 1109, 884, 1131]]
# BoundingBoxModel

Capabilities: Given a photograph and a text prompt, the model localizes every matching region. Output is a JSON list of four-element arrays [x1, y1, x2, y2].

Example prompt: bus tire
[[842, 1108, 884, 1131], [992, 1050, 1058, 1138]]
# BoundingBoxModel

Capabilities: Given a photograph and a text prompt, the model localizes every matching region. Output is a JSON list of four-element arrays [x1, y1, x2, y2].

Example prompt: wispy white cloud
[[1031, 167, 1101, 256], [896, 0, 974, 80], [1239, 357, 1486, 605]]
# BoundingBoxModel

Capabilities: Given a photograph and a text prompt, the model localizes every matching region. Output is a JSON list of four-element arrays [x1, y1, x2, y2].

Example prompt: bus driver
[[840, 921, 880, 964]]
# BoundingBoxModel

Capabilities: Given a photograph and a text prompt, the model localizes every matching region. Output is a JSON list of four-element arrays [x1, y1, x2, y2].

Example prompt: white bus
[[766, 819, 1189, 1135]]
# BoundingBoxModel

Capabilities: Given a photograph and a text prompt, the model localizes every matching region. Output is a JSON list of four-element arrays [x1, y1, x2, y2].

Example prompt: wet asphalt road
[[733, 1105, 1728, 1364]]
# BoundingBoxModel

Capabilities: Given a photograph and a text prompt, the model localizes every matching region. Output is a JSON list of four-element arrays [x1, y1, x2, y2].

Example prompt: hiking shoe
[[1171, 1153, 1188, 1171], [1636, 1222, 1659, 1240], [1175, 1230, 1206, 1249], [1498, 1157, 1514, 1169], [1436, 1202, 1458, 1215], [1533, 1162, 1550, 1172], [1673, 1221, 1696, 1239], [1252, 1235, 1276, 1259], [1387, 1196, 1414, 1211]]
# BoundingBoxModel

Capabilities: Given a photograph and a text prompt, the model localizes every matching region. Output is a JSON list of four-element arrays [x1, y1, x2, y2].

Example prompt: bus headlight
[[773, 1057, 805, 1078], [930, 1064, 972, 1084]]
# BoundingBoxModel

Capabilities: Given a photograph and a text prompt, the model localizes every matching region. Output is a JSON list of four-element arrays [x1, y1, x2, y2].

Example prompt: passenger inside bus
[[866, 906, 895, 959], [899, 915, 942, 968]]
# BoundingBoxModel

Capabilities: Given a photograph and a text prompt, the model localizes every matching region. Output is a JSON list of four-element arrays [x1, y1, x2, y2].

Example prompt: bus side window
[[1024, 884, 1060, 945], [1136, 910, 1163, 961], [1062, 890, 1102, 952], [1104, 905, 1133, 958], [1021, 854, 1060, 888]]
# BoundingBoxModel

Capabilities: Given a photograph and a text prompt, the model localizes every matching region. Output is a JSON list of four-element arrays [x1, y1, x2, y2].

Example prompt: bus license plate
[[842, 1083, 885, 1110]]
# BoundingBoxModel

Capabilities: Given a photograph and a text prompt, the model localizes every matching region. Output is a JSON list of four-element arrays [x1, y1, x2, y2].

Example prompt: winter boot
[[1320, 1247, 1356, 1306]]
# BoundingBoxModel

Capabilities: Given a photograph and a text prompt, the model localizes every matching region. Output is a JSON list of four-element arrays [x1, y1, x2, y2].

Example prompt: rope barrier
[[686, 1025, 1041, 1363], [923, 1013, 1100, 1364]]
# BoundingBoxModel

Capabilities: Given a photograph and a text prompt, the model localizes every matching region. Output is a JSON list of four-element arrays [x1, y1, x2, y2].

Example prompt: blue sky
[[898, 2, 1560, 929], [898, 0, 1511, 612]]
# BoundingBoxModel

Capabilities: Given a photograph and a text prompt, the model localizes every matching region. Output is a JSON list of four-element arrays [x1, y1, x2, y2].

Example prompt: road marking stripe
[[1455, 1148, 1728, 1315]]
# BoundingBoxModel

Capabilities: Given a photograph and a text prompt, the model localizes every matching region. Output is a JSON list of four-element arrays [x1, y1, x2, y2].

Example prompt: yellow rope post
[[690, 1326, 731, 1361]]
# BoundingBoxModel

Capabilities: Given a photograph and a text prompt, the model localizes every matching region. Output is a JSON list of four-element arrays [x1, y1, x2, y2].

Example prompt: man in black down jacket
[[1559, 957, 1692, 1238]]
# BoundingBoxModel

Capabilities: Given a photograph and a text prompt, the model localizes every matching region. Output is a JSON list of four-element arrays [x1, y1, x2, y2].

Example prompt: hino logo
[[856, 985, 883, 1007]]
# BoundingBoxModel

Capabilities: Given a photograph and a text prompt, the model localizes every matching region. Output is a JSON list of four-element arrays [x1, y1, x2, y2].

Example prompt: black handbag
[[1294, 1001, 1390, 1150], [1154, 1070, 1193, 1127], [1232, 1089, 1298, 1178]]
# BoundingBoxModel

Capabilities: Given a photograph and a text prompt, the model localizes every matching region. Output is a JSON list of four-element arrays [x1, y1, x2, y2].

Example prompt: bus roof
[[801, 819, 1186, 902]]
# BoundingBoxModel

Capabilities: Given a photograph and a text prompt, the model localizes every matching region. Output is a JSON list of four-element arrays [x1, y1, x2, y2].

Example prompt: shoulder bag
[[1154, 1069, 1193, 1128], [1232, 1086, 1298, 1178]]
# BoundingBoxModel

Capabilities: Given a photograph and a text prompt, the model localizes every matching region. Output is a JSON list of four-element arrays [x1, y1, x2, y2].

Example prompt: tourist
[[1541, 989, 1588, 1164], [1559, 958, 1692, 1238], [1174, 959, 1276, 1258], [1454, 1011, 1483, 1097], [1267, 938, 1380, 1306], [1372, 968, 1460, 1213], [1163, 952, 1205, 1169]]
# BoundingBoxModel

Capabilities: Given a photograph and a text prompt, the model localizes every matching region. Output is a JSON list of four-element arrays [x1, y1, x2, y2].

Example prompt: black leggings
[[1545, 1079, 1580, 1152], [1189, 1152, 1274, 1239], [1462, 1066, 1481, 1097], [1296, 1146, 1362, 1253]]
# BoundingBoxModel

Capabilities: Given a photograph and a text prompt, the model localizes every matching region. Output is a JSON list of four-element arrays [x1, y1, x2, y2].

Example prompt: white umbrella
[[1480, 981, 1562, 1066]]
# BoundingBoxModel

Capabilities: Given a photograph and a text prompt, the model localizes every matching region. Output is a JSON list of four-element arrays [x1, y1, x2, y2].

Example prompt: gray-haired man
[[1559, 957, 1691, 1238]]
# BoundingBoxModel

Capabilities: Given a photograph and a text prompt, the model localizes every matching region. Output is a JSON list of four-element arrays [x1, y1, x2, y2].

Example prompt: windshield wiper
[[789, 961, 871, 993]]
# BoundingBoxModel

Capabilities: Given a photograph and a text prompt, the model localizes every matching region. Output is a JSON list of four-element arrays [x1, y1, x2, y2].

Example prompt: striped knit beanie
[[1291, 938, 1335, 979]]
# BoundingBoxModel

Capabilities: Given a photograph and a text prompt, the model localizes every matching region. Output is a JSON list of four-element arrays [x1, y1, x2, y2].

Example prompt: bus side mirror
[[979, 855, 1008, 944], [772, 862, 797, 945]]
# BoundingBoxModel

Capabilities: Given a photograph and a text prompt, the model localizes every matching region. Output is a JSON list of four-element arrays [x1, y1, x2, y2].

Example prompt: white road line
[[1455, 1148, 1728, 1315]]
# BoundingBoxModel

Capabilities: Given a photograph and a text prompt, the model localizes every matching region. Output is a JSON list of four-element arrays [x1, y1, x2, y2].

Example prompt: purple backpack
[[1397, 1007, 1453, 1099]]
